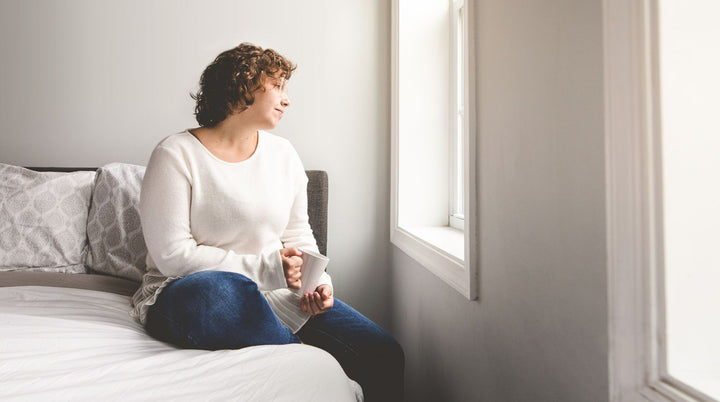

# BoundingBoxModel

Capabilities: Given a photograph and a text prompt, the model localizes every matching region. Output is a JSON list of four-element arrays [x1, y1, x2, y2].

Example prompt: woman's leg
[[296, 299, 405, 402], [145, 271, 299, 350]]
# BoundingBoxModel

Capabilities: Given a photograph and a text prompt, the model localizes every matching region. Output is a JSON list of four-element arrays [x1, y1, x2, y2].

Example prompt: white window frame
[[605, 0, 716, 400], [449, 0, 466, 231], [390, 0, 478, 300]]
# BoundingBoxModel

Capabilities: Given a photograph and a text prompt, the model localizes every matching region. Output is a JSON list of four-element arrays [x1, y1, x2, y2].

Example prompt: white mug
[[298, 247, 330, 294]]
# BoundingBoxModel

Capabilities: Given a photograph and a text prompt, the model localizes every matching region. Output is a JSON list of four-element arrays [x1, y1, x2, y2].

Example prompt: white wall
[[390, 0, 608, 401], [2, 1, 614, 400], [0, 0, 393, 326]]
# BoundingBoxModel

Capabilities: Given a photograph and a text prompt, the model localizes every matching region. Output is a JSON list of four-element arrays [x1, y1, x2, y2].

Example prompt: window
[[390, 0, 477, 299], [659, 1, 720, 398], [449, 0, 465, 231], [606, 0, 719, 400]]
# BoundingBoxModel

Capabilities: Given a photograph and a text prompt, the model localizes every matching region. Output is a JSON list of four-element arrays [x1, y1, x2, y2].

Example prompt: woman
[[130, 43, 404, 401]]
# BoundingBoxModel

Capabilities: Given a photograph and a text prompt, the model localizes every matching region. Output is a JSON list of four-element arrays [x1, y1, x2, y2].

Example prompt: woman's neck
[[190, 118, 259, 163]]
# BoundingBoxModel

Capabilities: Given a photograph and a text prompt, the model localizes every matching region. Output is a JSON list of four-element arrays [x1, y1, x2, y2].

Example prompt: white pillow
[[0, 164, 95, 273], [86, 163, 147, 282]]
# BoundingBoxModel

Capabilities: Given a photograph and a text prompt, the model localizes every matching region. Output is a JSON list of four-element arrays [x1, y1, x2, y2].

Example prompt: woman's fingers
[[312, 292, 322, 312], [280, 249, 304, 289], [319, 292, 333, 312], [315, 285, 333, 312], [301, 291, 333, 316], [287, 276, 301, 289], [301, 293, 316, 315], [280, 247, 303, 258], [289, 258, 302, 288], [303, 294, 315, 314], [317, 285, 332, 300], [284, 266, 301, 289]]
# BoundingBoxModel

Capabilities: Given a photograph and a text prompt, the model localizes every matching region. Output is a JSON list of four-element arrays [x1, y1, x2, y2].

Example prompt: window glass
[[660, 1, 720, 398]]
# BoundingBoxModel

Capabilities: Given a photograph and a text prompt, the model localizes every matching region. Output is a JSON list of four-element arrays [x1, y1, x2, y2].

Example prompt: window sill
[[404, 225, 464, 261], [391, 224, 473, 299]]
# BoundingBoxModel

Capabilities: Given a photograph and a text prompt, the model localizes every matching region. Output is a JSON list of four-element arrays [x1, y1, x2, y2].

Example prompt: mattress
[[0, 274, 362, 401]]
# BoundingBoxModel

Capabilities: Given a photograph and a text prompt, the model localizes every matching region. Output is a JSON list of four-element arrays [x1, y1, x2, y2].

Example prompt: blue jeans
[[146, 271, 404, 402]]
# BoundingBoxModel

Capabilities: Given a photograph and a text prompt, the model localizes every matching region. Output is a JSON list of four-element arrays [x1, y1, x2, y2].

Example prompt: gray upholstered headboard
[[304, 170, 328, 256], [28, 167, 329, 256]]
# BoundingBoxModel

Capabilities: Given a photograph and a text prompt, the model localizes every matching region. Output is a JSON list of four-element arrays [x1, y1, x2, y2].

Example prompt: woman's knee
[[163, 271, 261, 319], [148, 270, 297, 349], [149, 272, 253, 347], [177, 271, 258, 296]]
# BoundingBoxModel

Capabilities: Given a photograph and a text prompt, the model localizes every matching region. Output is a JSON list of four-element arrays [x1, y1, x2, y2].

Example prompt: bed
[[0, 164, 361, 401]]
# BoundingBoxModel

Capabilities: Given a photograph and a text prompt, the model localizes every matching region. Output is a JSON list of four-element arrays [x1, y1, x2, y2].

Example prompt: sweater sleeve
[[139, 144, 287, 289]]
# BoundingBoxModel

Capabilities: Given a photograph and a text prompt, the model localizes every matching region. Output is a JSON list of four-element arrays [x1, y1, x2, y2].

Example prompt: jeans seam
[[308, 326, 360, 358], [156, 310, 200, 348]]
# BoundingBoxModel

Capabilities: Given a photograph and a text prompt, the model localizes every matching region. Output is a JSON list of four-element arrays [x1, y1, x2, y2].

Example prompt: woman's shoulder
[[155, 130, 195, 149], [144, 131, 202, 170], [148, 131, 199, 157]]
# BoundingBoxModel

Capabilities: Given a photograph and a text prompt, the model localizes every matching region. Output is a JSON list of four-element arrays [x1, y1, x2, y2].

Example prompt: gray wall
[[0, 0, 392, 326], [390, 0, 608, 401]]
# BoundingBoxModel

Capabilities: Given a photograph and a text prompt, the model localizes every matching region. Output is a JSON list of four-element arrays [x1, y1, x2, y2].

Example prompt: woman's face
[[244, 74, 290, 130]]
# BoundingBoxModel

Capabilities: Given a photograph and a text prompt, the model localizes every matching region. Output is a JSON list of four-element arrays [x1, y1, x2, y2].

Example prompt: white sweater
[[130, 131, 331, 333]]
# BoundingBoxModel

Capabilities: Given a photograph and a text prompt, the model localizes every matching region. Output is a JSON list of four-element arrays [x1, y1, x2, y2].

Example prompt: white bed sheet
[[0, 286, 362, 402]]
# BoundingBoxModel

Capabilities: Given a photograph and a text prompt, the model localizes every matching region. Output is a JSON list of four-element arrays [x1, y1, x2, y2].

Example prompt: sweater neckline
[[184, 129, 263, 165]]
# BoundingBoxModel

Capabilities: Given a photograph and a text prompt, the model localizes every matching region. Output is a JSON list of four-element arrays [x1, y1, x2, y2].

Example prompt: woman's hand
[[280, 247, 303, 290], [301, 284, 334, 316]]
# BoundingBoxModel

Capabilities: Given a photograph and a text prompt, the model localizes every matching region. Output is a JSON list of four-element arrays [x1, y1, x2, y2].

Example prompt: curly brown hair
[[191, 42, 296, 127]]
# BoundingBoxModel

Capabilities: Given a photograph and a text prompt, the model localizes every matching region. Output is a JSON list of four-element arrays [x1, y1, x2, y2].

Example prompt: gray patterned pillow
[[86, 163, 147, 282], [0, 164, 95, 273]]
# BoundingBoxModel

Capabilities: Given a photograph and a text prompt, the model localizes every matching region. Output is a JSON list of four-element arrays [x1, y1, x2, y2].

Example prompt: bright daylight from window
[[392, 0, 476, 299], [395, 0, 466, 262], [659, 0, 720, 399], [449, 0, 465, 231]]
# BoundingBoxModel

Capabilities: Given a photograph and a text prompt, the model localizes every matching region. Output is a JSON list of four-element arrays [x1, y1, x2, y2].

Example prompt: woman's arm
[[139, 144, 287, 289]]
